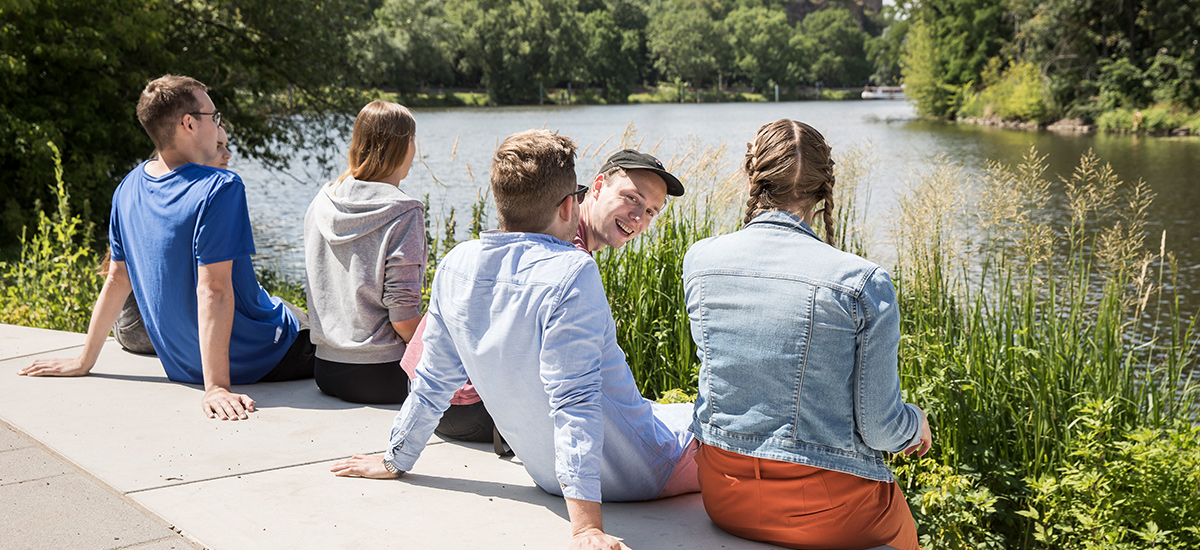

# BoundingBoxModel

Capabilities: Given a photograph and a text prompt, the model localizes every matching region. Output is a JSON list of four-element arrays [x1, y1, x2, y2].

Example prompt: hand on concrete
[[330, 454, 401, 479], [18, 357, 90, 377], [903, 407, 933, 457], [569, 528, 630, 550], [202, 387, 255, 420]]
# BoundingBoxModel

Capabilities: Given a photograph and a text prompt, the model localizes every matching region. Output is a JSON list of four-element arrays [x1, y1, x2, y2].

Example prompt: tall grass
[[893, 146, 1199, 545]]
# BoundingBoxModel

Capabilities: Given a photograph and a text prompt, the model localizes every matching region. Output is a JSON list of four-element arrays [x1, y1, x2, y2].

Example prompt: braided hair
[[742, 119, 836, 246]]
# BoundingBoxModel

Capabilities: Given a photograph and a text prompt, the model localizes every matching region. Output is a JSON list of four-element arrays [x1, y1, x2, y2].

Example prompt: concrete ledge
[[0, 324, 772, 549]]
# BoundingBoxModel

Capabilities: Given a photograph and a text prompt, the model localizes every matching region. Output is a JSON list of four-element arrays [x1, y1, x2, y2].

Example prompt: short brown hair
[[337, 100, 416, 185], [137, 75, 207, 150], [490, 130, 578, 232]]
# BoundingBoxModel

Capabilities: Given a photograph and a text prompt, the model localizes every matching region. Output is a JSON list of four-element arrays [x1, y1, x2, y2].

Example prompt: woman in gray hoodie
[[303, 101, 425, 404]]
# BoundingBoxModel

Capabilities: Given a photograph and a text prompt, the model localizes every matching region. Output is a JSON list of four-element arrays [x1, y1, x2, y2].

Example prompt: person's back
[[113, 162, 296, 384], [419, 231, 691, 501], [683, 119, 930, 550], [304, 100, 425, 405], [685, 210, 913, 479], [22, 75, 313, 422]]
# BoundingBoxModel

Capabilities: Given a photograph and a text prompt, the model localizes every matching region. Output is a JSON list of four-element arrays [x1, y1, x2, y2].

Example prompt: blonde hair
[[337, 100, 416, 185], [743, 119, 836, 245], [490, 130, 578, 232]]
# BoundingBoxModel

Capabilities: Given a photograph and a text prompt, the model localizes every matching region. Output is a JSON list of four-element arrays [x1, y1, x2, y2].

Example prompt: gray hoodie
[[303, 176, 425, 364]]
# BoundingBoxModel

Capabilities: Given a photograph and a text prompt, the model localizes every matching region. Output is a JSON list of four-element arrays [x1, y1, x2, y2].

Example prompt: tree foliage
[[647, 0, 729, 87], [795, 7, 872, 88], [903, 0, 1200, 124], [448, 0, 584, 104], [0, 0, 373, 244], [724, 6, 793, 90]]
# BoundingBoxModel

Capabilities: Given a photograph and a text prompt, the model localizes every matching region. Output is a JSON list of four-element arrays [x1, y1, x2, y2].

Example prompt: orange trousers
[[696, 444, 920, 550]]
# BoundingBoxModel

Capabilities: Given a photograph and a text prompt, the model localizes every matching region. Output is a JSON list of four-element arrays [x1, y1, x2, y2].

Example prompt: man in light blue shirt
[[332, 130, 698, 549]]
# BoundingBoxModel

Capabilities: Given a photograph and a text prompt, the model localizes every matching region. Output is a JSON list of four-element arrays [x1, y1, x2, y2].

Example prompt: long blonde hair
[[337, 100, 416, 185], [743, 119, 836, 245]]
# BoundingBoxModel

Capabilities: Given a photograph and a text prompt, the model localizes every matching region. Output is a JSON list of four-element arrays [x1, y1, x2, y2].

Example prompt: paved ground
[[0, 324, 772, 550]]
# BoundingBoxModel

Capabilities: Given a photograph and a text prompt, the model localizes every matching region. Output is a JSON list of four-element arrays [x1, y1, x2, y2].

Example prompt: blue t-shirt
[[109, 161, 298, 385]]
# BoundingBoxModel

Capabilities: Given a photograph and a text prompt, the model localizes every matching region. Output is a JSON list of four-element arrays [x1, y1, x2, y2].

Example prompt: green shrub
[[1096, 109, 1136, 133], [894, 456, 1007, 550], [1140, 104, 1182, 133], [0, 143, 102, 331], [1021, 399, 1200, 550], [957, 59, 1050, 122]]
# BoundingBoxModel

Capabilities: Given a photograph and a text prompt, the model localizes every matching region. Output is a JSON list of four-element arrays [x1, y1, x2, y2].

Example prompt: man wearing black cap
[[574, 149, 685, 253], [396, 149, 686, 447]]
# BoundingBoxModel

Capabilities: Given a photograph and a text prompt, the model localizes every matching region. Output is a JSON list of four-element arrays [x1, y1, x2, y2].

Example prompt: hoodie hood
[[310, 176, 423, 245]]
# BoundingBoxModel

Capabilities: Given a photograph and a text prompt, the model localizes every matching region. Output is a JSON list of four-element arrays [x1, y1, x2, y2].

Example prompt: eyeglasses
[[558, 184, 589, 206], [188, 111, 223, 127]]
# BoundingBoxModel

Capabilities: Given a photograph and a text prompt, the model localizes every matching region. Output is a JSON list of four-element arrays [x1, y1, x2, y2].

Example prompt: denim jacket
[[683, 210, 922, 482]]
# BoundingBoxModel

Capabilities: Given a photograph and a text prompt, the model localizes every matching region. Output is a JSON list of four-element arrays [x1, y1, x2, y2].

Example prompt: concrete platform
[[0, 324, 773, 549]]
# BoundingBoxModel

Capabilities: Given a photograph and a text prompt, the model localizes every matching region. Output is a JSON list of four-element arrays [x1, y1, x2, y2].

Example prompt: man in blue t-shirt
[[20, 75, 314, 420]]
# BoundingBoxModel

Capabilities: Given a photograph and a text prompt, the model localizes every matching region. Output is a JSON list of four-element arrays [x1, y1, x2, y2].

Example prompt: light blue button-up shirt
[[386, 231, 693, 503]]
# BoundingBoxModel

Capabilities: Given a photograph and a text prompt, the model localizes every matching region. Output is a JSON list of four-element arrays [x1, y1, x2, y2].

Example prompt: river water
[[233, 100, 1200, 319]]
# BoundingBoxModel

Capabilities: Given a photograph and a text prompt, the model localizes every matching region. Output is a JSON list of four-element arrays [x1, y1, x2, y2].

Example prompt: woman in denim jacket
[[682, 119, 932, 550]]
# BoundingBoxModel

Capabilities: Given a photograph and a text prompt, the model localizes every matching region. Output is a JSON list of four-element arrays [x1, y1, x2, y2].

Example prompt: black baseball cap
[[598, 149, 685, 196]]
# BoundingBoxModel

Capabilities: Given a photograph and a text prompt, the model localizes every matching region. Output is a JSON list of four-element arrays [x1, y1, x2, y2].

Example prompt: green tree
[[900, 0, 1008, 117], [578, 1, 647, 103], [724, 5, 794, 90], [0, 0, 372, 244], [794, 7, 871, 88], [646, 0, 730, 88], [364, 0, 459, 91], [900, 18, 950, 117], [864, 6, 909, 85], [447, 0, 584, 104]]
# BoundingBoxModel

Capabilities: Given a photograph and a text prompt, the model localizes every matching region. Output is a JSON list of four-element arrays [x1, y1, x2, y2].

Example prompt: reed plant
[[893, 146, 1199, 546]]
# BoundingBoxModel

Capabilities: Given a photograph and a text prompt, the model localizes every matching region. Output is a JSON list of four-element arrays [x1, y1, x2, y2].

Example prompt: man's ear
[[557, 192, 575, 222], [591, 174, 605, 195], [179, 114, 197, 138]]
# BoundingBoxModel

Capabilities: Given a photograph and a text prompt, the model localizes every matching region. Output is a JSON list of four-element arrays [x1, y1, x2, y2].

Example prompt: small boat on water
[[861, 86, 906, 100]]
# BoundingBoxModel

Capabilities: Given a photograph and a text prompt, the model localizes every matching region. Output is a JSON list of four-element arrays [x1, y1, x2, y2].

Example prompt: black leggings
[[314, 357, 409, 405], [435, 401, 496, 443]]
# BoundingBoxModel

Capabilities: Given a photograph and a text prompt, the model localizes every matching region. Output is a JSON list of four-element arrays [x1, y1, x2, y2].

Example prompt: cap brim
[[651, 169, 685, 196]]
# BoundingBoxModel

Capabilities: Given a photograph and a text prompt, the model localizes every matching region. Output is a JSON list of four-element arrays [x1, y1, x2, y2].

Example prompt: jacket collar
[[746, 210, 820, 242]]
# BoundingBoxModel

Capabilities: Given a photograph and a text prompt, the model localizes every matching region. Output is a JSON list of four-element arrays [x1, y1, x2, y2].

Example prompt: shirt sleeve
[[539, 260, 607, 503], [854, 267, 924, 453], [195, 177, 256, 266], [386, 281, 469, 472], [382, 207, 427, 323], [109, 196, 125, 262]]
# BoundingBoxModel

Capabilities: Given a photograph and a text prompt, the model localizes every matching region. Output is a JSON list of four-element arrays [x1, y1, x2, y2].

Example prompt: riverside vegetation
[[1, 140, 1197, 549]]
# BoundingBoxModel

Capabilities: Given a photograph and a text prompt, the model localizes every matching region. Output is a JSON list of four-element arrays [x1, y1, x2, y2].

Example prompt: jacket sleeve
[[382, 207, 426, 323], [853, 267, 923, 453], [538, 260, 606, 503]]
